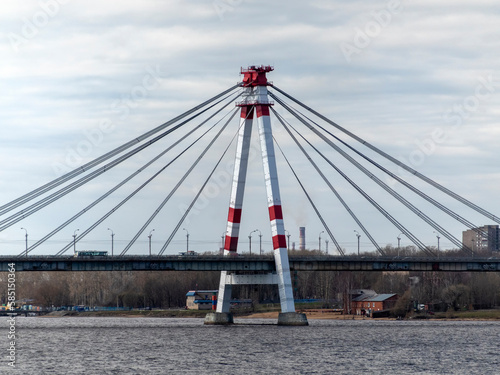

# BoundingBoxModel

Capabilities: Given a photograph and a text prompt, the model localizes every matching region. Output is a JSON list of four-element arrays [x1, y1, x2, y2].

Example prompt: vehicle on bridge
[[178, 250, 198, 256], [74, 251, 108, 258]]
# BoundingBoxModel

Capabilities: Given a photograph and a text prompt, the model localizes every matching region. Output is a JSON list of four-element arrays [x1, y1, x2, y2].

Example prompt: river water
[[1, 316, 499, 374]]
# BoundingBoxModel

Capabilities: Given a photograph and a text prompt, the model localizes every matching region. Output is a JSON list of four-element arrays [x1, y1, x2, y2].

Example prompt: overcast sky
[[1, 0, 499, 255]]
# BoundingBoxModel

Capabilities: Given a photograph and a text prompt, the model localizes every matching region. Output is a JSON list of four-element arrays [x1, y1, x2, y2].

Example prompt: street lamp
[[21, 227, 28, 258], [354, 230, 361, 256], [397, 233, 404, 257], [255, 229, 262, 255], [318, 230, 324, 252], [325, 239, 329, 255], [73, 229, 79, 255], [221, 232, 225, 252], [285, 230, 291, 250], [433, 231, 440, 253], [148, 229, 155, 256], [107, 228, 114, 257], [249, 229, 258, 255], [183, 228, 189, 253]]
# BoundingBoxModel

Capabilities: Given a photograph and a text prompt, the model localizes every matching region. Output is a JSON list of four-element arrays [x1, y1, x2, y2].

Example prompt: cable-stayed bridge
[[2, 66, 499, 323], [2, 66, 498, 258]]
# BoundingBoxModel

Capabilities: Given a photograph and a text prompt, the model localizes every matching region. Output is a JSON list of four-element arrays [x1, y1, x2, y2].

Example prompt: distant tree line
[[0, 246, 498, 311]]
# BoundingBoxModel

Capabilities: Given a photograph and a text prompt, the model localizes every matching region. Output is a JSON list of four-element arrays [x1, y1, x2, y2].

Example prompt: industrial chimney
[[299, 227, 306, 250]]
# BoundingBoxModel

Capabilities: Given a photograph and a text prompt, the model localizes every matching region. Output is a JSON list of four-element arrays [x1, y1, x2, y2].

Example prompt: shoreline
[[37, 308, 500, 321]]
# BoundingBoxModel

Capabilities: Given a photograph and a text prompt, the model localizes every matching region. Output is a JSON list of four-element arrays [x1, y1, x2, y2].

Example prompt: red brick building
[[352, 293, 399, 316]]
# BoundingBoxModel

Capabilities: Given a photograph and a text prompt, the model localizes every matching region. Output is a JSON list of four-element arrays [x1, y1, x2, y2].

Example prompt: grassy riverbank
[[430, 310, 500, 320], [45, 307, 500, 320]]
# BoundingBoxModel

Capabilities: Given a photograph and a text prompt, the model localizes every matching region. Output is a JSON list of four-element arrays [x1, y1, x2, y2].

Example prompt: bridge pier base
[[277, 312, 309, 326], [204, 312, 234, 325]]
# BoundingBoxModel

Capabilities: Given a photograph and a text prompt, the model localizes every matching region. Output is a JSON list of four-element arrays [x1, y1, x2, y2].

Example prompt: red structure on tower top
[[240, 65, 274, 87]]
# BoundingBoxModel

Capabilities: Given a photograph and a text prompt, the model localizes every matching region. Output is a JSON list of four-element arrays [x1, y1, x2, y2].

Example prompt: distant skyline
[[1, 1, 500, 255]]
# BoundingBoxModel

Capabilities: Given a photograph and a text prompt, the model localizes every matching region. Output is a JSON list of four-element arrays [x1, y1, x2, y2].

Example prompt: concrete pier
[[277, 312, 309, 326], [204, 312, 234, 325]]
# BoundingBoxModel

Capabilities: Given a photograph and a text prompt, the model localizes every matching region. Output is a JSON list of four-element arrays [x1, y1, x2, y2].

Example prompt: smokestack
[[299, 227, 306, 250]]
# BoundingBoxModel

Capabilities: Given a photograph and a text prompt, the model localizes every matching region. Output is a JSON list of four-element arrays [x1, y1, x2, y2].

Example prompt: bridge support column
[[206, 66, 308, 326]]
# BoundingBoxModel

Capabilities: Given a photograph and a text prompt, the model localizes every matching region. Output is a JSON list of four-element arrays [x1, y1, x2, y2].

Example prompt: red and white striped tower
[[216, 98, 254, 313], [222, 104, 254, 256], [212, 66, 304, 324]]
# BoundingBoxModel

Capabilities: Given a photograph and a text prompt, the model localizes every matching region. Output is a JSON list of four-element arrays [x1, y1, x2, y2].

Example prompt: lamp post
[[107, 228, 114, 257], [397, 233, 403, 257], [354, 230, 361, 256], [325, 239, 329, 255], [148, 229, 155, 256], [256, 229, 262, 255], [73, 229, 79, 255], [433, 231, 440, 254], [248, 230, 253, 255], [21, 227, 28, 258], [183, 228, 189, 253], [285, 230, 291, 250], [248, 229, 258, 255], [221, 232, 225, 252], [318, 230, 324, 252]]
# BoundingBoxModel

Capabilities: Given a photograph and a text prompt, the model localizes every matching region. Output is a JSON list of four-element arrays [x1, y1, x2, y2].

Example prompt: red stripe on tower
[[272, 234, 287, 250], [240, 105, 254, 119], [227, 207, 242, 224], [225, 235, 238, 252], [256, 105, 270, 118], [268, 205, 283, 221]]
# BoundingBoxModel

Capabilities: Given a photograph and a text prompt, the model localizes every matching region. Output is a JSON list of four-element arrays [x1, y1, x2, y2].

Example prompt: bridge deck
[[0, 256, 499, 272]]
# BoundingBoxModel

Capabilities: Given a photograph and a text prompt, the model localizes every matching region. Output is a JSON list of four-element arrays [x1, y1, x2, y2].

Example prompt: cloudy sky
[[1, 0, 499, 256]]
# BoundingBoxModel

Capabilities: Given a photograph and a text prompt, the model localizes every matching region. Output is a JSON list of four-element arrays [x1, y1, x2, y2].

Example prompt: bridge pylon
[[205, 66, 308, 326]]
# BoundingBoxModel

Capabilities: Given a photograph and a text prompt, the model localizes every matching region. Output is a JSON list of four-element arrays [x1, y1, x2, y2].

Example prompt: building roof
[[186, 290, 218, 296], [368, 294, 398, 302], [353, 293, 397, 302]]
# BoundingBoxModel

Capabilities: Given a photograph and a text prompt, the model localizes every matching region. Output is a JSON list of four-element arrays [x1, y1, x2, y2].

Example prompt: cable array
[[3, 79, 497, 257]]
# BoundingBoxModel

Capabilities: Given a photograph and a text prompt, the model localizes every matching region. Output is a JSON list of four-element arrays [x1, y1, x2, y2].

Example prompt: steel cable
[[272, 85, 500, 225], [0, 84, 241, 216], [272, 107, 381, 256], [3, 91, 240, 233]]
